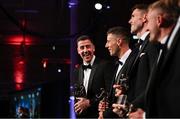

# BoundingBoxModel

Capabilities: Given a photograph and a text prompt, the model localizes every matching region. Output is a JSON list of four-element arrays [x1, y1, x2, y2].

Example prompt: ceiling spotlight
[[58, 69, 62, 73], [106, 5, 111, 9], [94, 3, 103, 10], [52, 45, 56, 51]]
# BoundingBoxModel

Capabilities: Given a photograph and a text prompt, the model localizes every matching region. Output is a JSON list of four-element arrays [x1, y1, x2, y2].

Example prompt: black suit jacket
[[146, 23, 180, 117], [73, 57, 114, 118], [128, 36, 159, 110], [103, 49, 138, 118], [126, 38, 149, 103]]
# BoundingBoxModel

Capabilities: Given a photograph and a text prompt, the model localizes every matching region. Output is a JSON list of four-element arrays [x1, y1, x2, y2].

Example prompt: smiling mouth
[[82, 51, 91, 57], [83, 54, 90, 57]]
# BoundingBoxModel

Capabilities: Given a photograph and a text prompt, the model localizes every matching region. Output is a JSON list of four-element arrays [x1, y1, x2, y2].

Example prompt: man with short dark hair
[[98, 26, 138, 118], [73, 35, 113, 118], [112, 4, 160, 118]]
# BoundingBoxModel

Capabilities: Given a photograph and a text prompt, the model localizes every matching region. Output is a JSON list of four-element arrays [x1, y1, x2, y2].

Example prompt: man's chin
[[109, 53, 114, 56], [83, 58, 92, 63]]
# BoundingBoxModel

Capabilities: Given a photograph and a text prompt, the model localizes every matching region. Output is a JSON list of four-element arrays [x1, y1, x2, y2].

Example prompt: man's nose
[[83, 46, 88, 51]]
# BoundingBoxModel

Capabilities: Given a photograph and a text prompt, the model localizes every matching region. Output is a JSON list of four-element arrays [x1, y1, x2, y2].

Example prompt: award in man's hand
[[96, 88, 109, 119], [115, 74, 129, 117], [96, 88, 108, 102], [74, 83, 86, 102]]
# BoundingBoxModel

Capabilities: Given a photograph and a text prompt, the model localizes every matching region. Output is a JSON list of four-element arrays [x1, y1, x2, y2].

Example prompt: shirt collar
[[119, 49, 132, 64], [140, 31, 150, 41], [83, 55, 95, 66], [160, 35, 168, 45]]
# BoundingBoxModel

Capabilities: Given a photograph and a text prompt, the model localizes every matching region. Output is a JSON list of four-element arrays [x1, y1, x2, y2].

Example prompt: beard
[[131, 23, 143, 34], [110, 47, 120, 57]]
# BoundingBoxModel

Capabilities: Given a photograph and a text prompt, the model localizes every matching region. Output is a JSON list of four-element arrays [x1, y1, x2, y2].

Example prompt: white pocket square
[[140, 53, 146, 57]]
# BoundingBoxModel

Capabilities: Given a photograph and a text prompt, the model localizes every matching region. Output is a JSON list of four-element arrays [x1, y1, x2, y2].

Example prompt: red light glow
[[5, 35, 33, 45], [19, 60, 25, 65], [64, 59, 71, 64], [15, 83, 24, 91], [15, 70, 24, 83], [13, 57, 26, 89]]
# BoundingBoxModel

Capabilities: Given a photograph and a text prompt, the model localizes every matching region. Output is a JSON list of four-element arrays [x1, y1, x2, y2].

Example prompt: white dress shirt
[[140, 31, 150, 41], [116, 49, 132, 78], [83, 55, 95, 93], [139, 31, 150, 50]]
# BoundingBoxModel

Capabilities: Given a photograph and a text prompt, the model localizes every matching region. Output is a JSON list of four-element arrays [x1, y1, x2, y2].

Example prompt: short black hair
[[107, 26, 131, 43], [76, 35, 94, 44]]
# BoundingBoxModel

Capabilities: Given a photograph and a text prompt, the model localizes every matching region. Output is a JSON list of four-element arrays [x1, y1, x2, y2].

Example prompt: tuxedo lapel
[[128, 37, 149, 76], [78, 65, 84, 85], [145, 30, 178, 108], [124, 49, 139, 77], [145, 28, 180, 116], [87, 58, 98, 95], [160, 27, 180, 72], [108, 62, 119, 100], [136, 37, 149, 61], [140, 36, 149, 52], [145, 61, 157, 96], [109, 52, 136, 102], [150, 26, 180, 86]]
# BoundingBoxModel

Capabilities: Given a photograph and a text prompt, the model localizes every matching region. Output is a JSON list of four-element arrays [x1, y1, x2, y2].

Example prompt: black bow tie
[[135, 39, 143, 48], [157, 42, 166, 50], [138, 39, 143, 44], [82, 64, 92, 70], [115, 60, 123, 66]]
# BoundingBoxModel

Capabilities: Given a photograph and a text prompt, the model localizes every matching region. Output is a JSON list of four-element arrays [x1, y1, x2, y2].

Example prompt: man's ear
[[157, 15, 162, 27], [142, 14, 147, 23], [117, 38, 122, 47]]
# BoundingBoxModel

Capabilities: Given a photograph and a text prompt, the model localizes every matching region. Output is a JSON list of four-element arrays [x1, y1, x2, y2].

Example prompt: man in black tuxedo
[[112, 1, 179, 118], [73, 35, 114, 118], [98, 26, 138, 118], [112, 4, 160, 118], [129, 0, 179, 118], [128, 3, 160, 104], [144, 0, 180, 117]]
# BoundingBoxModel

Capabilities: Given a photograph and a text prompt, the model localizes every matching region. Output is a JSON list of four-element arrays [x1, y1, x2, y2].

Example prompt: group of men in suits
[[103, 3, 159, 118], [73, 0, 180, 118], [112, 0, 180, 118]]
